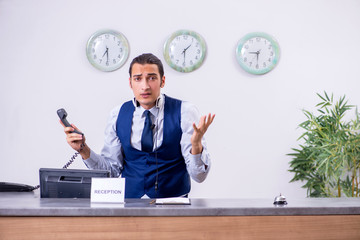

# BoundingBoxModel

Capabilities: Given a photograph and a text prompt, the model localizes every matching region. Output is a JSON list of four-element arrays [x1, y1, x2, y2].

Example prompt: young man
[[62, 53, 215, 198]]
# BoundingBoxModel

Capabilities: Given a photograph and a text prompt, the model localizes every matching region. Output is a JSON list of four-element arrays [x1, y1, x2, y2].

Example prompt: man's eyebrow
[[132, 73, 157, 77]]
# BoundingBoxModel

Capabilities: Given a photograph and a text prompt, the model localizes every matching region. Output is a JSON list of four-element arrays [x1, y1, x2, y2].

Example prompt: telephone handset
[[57, 108, 83, 135], [57, 108, 85, 169]]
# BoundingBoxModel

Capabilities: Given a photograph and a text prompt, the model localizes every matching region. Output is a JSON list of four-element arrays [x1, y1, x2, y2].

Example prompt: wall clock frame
[[163, 29, 206, 73], [86, 29, 129, 72], [236, 32, 280, 75]]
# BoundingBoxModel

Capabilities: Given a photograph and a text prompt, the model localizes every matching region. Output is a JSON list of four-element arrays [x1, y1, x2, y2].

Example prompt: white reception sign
[[91, 178, 125, 203]]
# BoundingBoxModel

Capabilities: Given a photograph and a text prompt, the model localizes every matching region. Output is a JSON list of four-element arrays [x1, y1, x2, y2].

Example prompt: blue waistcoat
[[116, 95, 191, 198]]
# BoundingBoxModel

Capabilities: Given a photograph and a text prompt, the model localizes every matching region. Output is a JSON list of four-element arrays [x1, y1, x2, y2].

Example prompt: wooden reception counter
[[1, 192, 360, 239]]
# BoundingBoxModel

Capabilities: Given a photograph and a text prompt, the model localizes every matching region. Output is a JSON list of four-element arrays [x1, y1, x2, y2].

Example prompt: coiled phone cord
[[62, 143, 85, 169]]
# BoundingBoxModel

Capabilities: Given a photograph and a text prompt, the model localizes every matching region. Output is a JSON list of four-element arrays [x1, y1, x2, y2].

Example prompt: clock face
[[86, 30, 129, 72], [236, 32, 280, 75], [163, 30, 206, 73]]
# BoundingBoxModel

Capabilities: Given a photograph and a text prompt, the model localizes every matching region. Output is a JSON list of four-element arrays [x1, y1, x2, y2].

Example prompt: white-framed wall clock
[[163, 29, 206, 73], [86, 29, 129, 72], [235, 32, 280, 75]]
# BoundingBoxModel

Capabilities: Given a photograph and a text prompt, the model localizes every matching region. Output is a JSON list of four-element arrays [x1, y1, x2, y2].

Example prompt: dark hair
[[129, 53, 164, 79]]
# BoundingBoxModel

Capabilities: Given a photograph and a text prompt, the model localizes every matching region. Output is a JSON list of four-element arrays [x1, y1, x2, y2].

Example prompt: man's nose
[[141, 79, 150, 89]]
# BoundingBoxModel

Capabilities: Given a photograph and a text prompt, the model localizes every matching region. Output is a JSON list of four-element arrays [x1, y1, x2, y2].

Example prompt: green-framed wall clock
[[163, 29, 207, 73], [236, 32, 280, 75], [86, 29, 129, 72]]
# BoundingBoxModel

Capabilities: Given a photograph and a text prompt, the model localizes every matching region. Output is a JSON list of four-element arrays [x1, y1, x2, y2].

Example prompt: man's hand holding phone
[[58, 108, 90, 159]]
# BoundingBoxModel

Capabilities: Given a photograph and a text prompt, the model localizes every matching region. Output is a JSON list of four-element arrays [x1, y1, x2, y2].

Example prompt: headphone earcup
[[133, 98, 140, 107]]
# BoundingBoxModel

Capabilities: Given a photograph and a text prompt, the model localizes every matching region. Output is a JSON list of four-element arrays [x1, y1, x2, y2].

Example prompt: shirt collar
[[133, 93, 164, 118]]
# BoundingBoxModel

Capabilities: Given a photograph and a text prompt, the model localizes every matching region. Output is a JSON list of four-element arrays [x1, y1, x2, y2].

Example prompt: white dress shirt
[[83, 94, 211, 183]]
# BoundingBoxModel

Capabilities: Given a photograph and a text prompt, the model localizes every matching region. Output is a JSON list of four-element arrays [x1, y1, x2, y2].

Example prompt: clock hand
[[249, 50, 261, 55], [181, 44, 192, 56], [102, 47, 109, 62], [181, 45, 191, 64], [184, 44, 191, 52], [102, 47, 108, 57], [256, 49, 261, 63], [181, 44, 192, 64], [249, 50, 261, 63]]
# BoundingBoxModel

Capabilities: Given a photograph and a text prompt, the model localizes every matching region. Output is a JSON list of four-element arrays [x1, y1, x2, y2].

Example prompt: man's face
[[129, 63, 165, 109]]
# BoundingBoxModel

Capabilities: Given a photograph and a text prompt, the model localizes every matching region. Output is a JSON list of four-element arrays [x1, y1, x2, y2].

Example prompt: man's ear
[[160, 76, 165, 88], [129, 77, 132, 88]]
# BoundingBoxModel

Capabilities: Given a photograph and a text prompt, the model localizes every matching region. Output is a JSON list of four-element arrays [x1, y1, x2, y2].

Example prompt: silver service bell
[[273, 193, 288, 205]]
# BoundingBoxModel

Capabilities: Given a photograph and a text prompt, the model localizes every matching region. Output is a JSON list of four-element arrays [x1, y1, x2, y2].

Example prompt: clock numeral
[[176, 36, 181, 41], [256, 37, 260, 42], [105, 34, 109, 39], [119, 48, 123, 52], [106, 61, 109, 66], [170, 55, 174, 59], [197, 49, 201, 54], [268, 45, 272, 50], [118, 54, 121, 59], [113, 59, 116, 64], [118, 41, 121, 46], [268, 58, 272, 62], [270, 51, 274, 56], [176, 59, 179, 64], [93, 54, 97, 60], [195, 42, 199, 47], [183, 35, 188, 40], [195, 55, 199, 60], [182, 62, 186, 67], [249, 39, 253, 44], [263, 62, 267, 68]]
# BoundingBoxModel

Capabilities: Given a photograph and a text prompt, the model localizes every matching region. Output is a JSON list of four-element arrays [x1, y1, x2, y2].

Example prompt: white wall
[[1, 0, 360, 199]]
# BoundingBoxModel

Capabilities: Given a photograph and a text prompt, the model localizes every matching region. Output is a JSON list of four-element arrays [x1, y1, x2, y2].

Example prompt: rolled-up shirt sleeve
[[180, 102, 211, 183]]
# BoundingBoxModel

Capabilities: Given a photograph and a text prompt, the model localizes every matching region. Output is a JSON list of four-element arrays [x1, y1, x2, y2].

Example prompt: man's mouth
[[140, 93, 151, 98]]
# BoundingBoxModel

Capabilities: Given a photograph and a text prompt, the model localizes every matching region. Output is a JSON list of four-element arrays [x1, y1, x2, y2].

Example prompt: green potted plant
[[288, 92, 360, 197]]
